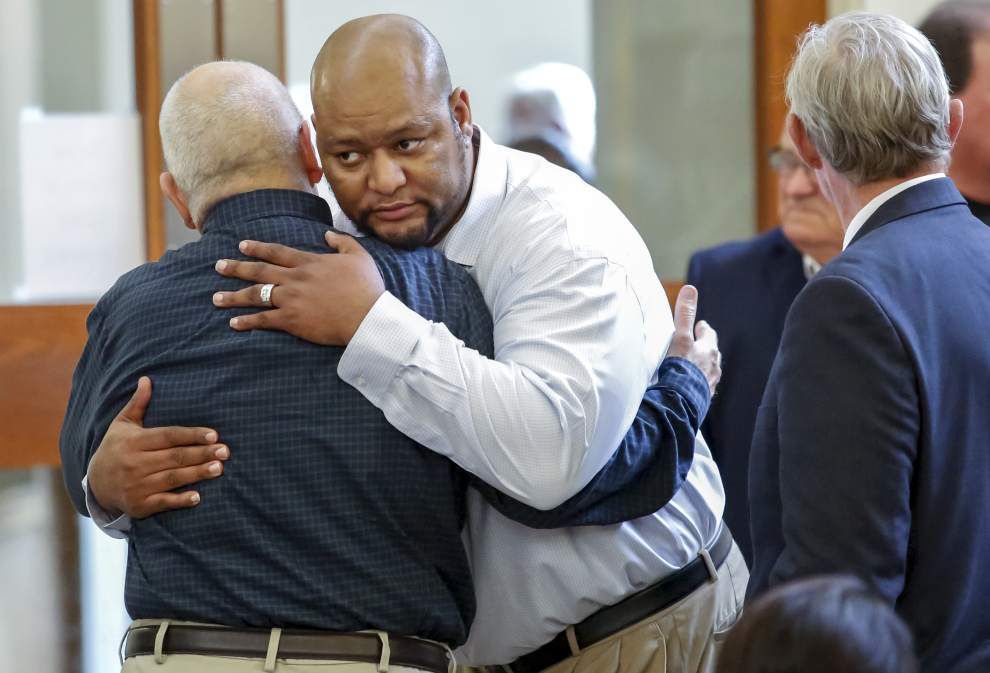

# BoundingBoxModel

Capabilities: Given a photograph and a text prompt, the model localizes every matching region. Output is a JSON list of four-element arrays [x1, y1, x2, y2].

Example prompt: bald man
[[206, 16, 741, 673], [66, 62, 718, 673]]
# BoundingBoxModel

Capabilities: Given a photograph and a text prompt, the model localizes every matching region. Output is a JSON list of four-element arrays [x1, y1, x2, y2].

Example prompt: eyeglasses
[[768, 146, 812, 176]]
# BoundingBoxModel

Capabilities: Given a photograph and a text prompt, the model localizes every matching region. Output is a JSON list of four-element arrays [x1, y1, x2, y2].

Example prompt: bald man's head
[[306, 15, 475, 249], [311, 15, 451, 111], [159, 61, 309, 224]]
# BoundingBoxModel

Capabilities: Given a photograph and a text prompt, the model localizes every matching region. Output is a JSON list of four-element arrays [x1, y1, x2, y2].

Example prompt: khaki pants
[[121, 620, 452, 673], [465, 542, 748, 673]]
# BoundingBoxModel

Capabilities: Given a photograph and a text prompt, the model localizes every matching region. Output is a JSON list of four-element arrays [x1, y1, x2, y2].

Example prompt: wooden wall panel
[[662, 280, 684, 312], [753, 0, 827, 231], [134, 0, 165, 260], [0, 305, 91, 468]]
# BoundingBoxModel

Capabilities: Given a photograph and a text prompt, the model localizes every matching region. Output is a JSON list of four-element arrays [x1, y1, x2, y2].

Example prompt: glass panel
[[0, 0, 142, 306], [594, 0, 756, 281]]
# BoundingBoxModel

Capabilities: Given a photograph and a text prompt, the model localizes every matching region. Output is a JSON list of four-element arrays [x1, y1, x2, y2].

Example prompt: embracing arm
[[212, 236, 719, 512], [473, 355, 710, 528], [60, 303, 227, 533], [338, 256, 677, 509]]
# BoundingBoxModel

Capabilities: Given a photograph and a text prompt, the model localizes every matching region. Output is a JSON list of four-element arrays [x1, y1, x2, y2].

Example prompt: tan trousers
[[464, 542, 748, 673], [121, 619, 452, 673]]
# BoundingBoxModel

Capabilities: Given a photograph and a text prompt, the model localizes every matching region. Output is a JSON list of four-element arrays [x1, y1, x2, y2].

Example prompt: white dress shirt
[[842, 173, 945, 250], [336, 129, 724, 665], [87, 128, 724, 665]]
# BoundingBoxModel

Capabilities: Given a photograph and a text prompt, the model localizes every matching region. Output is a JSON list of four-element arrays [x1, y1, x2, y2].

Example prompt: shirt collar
[[434, 126, 509, 267], [330, 126, 508, 267], [842, 173, 945, 250], [802, 254, 822, 279], [202, 189, 332, 236]]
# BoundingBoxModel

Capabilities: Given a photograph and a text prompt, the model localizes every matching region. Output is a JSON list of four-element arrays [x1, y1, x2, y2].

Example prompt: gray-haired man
[[748, 12, 990, 673]]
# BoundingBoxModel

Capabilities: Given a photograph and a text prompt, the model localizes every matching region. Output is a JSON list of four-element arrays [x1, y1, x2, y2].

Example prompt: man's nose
[[780, 166, 817, 197], [368, 152, 406, 195]]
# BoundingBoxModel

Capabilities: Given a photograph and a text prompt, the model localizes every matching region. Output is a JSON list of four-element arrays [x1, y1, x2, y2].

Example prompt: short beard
[[349, 127, 471, 250], [353, 201, 444, 250]]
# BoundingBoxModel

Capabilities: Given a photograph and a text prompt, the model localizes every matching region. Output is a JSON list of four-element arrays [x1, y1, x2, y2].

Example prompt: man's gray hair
[[786, 12, 952, 185], [159, 61, 304, 221]]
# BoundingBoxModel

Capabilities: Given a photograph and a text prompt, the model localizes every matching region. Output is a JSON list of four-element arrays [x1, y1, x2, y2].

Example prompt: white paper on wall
[[15, 110, 145, 303]]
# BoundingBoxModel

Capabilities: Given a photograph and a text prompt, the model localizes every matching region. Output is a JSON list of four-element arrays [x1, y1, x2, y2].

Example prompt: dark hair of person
[[715, 575, 918, 673], [918, 1, 990, 94]]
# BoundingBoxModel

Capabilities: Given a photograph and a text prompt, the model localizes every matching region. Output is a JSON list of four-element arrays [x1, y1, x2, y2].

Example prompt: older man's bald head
[[310, 14, 452, 114], [160, 61, 306, 222]]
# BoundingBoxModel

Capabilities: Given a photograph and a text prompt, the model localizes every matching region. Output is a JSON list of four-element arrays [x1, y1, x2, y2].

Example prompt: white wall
[[284, 0, 592, 144]]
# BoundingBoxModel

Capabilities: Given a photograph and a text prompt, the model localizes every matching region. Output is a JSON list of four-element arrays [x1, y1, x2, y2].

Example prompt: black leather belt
[[124, 624, 450, 672], [504, 526, 734, 673]]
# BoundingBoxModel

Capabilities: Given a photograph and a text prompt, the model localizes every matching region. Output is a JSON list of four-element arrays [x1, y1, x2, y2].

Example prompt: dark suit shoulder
[[690, 228, 795, 275]]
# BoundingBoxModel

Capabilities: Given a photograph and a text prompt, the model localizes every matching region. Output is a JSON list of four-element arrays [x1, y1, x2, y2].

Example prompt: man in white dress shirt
[[86, 14, 745, 673]]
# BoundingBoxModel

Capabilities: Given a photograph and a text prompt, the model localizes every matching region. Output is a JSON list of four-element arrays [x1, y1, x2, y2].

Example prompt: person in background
[[715, 575, 919, 673], [748, 12, 990, 673], [686, 127, 843, 564], [920, 0, 990, 224], [503, 62, 597, 182]]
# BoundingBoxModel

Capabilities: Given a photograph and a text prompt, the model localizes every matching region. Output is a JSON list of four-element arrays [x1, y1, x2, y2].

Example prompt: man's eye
[[337, 152, 361, 166], [397, 139, 424, 152]]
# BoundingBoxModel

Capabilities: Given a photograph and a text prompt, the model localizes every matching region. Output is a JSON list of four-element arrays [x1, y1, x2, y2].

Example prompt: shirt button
[[356, 376, 367, 387]]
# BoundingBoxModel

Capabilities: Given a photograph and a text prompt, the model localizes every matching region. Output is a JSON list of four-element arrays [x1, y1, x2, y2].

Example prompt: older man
[[920, 0, 990, 224], [687, 128, 842, 564], [748, 12, 990, 673]]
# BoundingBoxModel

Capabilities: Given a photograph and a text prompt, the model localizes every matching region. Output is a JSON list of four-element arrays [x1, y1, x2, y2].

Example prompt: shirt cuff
[[338, 291, 433, 405], [658, 356, 712, 422], [82, 474, 130, 539]]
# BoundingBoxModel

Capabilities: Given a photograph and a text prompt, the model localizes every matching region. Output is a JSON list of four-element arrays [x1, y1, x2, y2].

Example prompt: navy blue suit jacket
[[748, 178, 990, 673], [687, 227, 807, 563]]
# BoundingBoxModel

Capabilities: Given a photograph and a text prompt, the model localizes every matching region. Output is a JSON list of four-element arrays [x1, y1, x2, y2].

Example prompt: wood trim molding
[[214, 0, 225, 62], [753, 0, 827, 232], [133, 0, 165, 261], [276, 0, 286, 83], [661, 279, 684, 313], [0, 305, 92, 468]]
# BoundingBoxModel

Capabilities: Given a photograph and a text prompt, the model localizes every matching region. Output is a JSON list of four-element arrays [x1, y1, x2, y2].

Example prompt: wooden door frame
[[753, 0, 828, 233]]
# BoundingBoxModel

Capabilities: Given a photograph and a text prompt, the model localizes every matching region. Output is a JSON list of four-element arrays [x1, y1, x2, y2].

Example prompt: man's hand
[[88, 377, 229, 519], [213, 231, 386, 346], [665, 284, 721, 396]]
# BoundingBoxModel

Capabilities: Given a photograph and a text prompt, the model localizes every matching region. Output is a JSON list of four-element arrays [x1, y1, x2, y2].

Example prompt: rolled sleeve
[[82, 474, 130, 539]]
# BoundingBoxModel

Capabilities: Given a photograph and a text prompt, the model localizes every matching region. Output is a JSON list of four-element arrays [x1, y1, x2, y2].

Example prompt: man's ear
[[449, 87, 473, 138], [298, 122, 325, 185], [948, 98, 964, 147], [160, 172, 196, 230], [787, 113, 823, 171]]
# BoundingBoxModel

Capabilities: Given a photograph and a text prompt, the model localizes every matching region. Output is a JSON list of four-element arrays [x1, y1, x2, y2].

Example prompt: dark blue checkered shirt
[[60, 189, 711, 646]]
